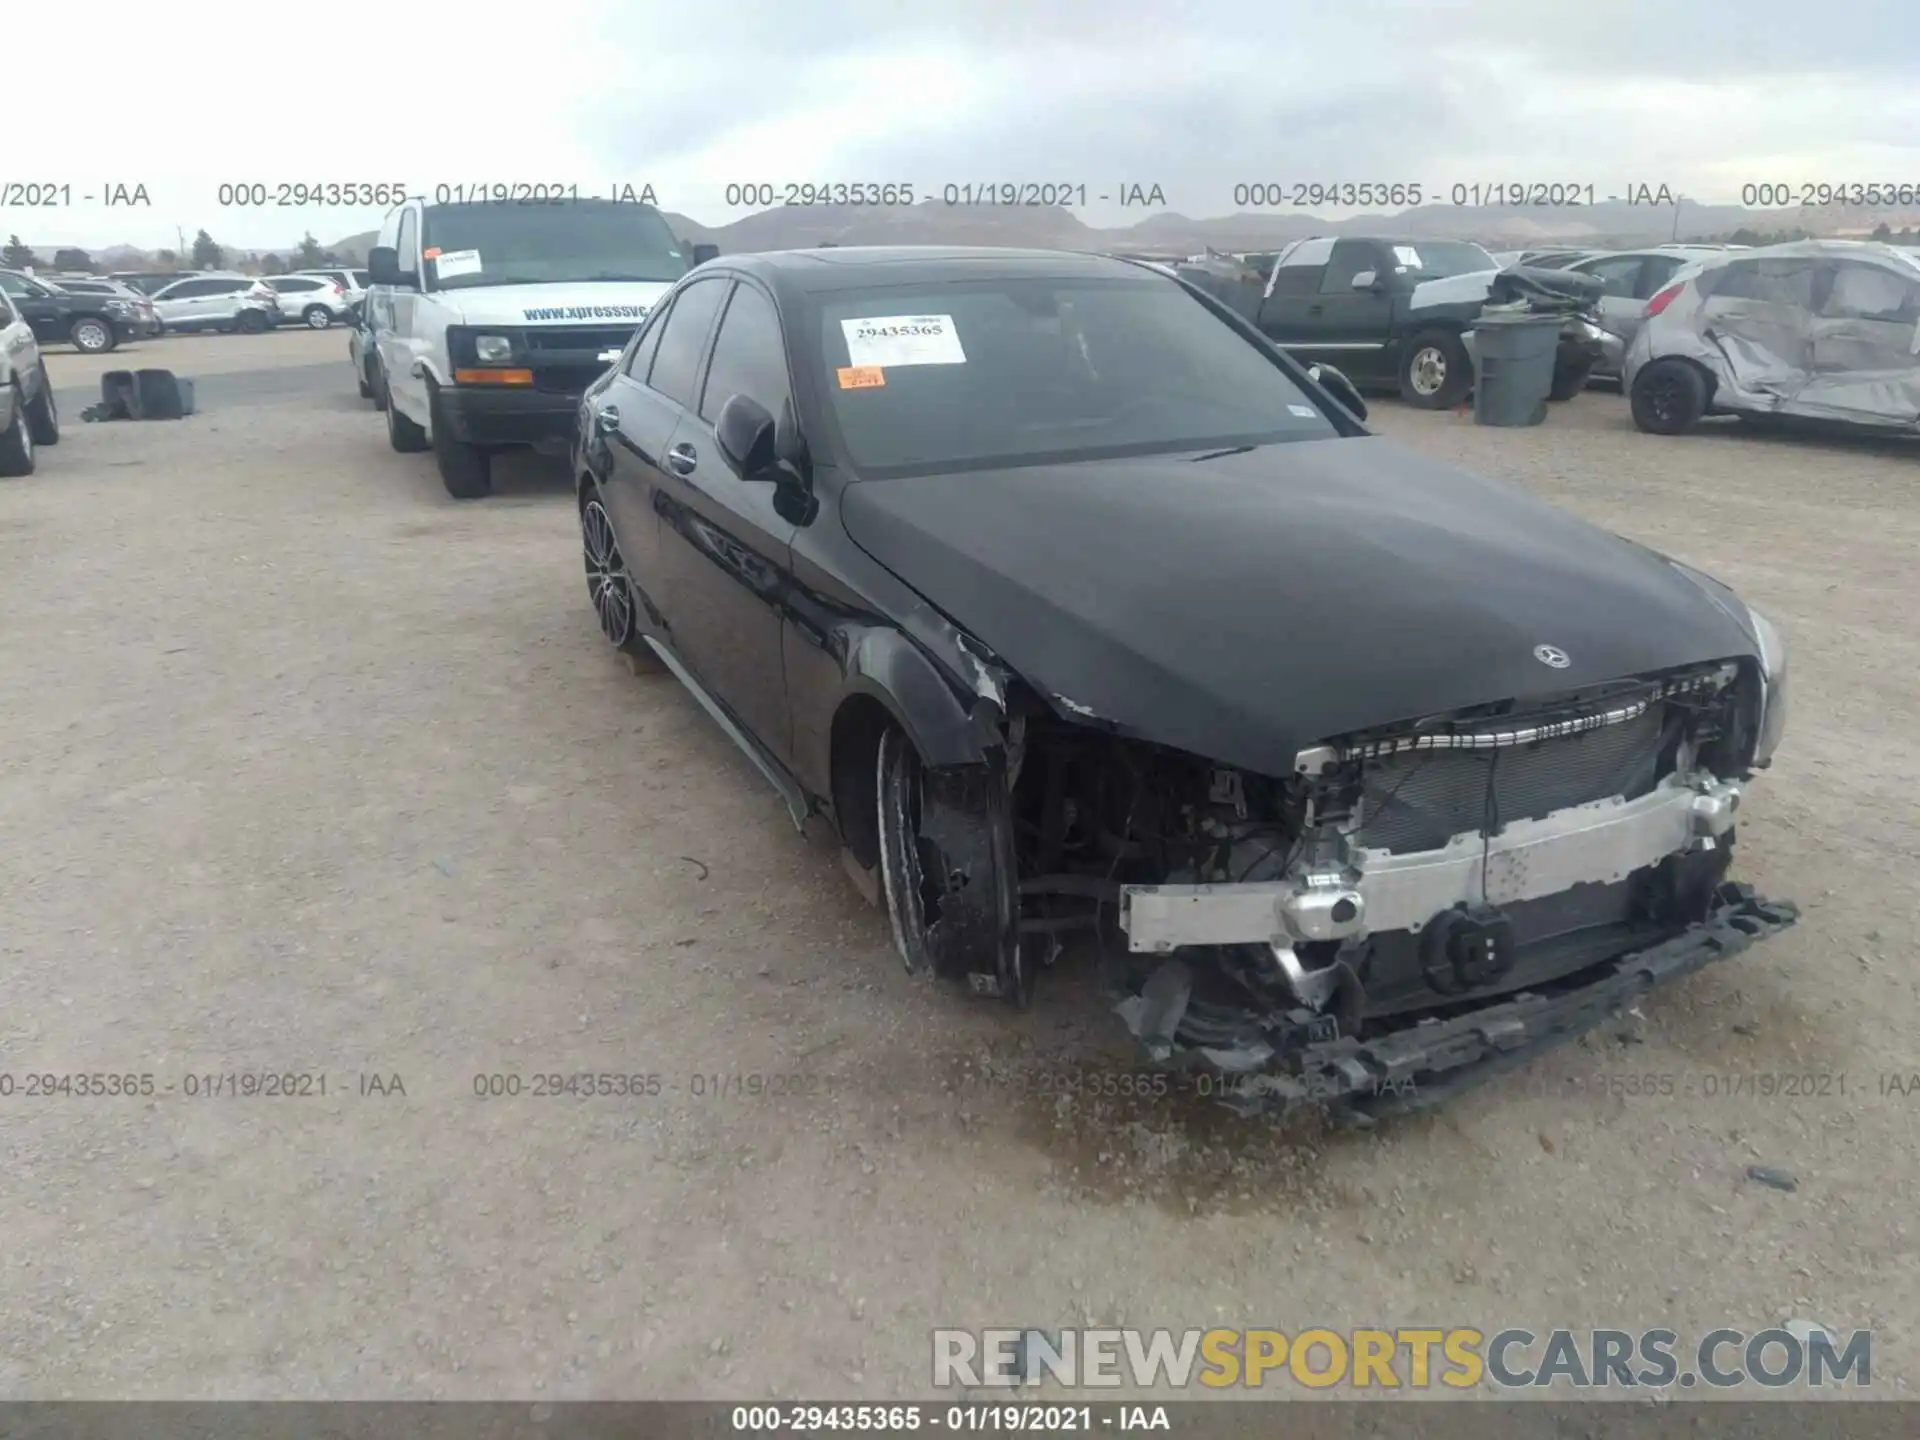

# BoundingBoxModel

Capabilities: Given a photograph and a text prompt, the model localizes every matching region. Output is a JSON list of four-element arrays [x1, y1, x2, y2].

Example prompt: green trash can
[[1470, 309, 1562, 427]]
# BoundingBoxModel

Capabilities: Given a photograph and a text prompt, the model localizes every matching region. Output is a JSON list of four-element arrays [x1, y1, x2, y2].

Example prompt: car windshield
[[811, 275, 1343, 475], [420, 202, 692, 290]]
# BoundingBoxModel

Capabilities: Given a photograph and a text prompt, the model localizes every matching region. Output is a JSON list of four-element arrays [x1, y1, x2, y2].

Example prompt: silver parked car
[[291, 267, 369, 305], [1556, 247, 1726, 381], [264, 273, 350, 328], [1623, 240, 1920, 437], [149, 274, 282, 333]]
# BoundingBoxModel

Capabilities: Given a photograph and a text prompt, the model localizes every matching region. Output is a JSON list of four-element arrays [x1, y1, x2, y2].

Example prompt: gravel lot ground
[[2, 330, 1914, 1400]]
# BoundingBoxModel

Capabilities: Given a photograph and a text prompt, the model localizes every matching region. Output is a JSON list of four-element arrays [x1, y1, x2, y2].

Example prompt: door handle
[[1307, 304, 1324, 315], [666, 443, 698, 476], [595, 406, 620, 435]]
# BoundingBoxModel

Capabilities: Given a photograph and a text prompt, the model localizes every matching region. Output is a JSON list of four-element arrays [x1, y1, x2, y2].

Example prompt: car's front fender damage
[[873, 634, 1799, 1120]]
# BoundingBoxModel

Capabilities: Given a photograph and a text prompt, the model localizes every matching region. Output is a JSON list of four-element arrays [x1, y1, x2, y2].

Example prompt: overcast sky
[[11, 0, 1919, 254]]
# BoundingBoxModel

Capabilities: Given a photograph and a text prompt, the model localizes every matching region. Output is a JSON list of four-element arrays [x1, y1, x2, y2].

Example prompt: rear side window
[[1576, 254, 1646, 298], [1266, 238, 1334, 297], [624, 297, 671, 379], [1820, 262, 1920, 323], [644, 276, 728, 408], [1319, 240, 1382, 294], [1702, 260, 1818, 308], [698, 283, 789, 423]]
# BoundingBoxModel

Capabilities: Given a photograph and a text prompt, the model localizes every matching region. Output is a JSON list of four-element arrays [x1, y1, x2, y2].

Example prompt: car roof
[[714, 246, 1153, 297]]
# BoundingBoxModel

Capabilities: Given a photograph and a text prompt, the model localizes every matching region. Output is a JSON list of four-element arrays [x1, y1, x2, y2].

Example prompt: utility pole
[[1670, 197, 1685, 242]]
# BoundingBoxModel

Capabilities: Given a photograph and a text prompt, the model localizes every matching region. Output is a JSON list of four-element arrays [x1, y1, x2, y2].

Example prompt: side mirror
[[1350, 270, 1379, 291], [367, 246, 412, 288], [714, 394, 778, 476], [1307, 363, 1368, 421], [691, 243, 720, 266]]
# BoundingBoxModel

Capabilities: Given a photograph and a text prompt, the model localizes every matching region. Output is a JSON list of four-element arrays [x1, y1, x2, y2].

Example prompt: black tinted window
[[815, 276, 1340, 475], [274, 277, 319, 291], [645, 277, 728, 408], [0, 274, 32, 296], [1319, 241, 1382, 294], [699, 284, 789, 423], [624, 296, 671, 379]]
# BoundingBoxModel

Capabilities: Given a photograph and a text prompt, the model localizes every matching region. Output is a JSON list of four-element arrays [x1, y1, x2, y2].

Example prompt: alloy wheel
[[581, 498, 635, 646], [1645, 373, 1683, 425], [74, 320, 110, 352], [1409, 347, 1447, 396]]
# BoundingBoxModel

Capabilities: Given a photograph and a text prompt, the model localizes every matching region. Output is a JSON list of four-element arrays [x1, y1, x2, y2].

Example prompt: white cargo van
[[366, 198, 716, 497]]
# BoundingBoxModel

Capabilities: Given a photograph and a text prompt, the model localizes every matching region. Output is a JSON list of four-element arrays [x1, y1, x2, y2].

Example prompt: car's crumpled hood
[[840, 437, 1759, 776], [440, 281, 673, 328]]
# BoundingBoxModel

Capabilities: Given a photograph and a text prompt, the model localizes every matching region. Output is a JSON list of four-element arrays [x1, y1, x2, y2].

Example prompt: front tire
[[1399, 329, 1472, 409], [70, 316, 116, 354], [0, 389, 36, 477], [876, 727, 935, 976], [1630, 359, 1707, 435], [371, 360, 390, 412], [303, 305, 332, 330], [430, 386, 491, 498], [385, 384, 429, 452], [356, 360, 373, 399], [26, 367, 59, 446]]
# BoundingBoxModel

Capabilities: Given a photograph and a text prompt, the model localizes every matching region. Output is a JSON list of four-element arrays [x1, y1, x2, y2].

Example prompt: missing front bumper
[[1118, 883, 1798, 1122], [1119, 773, 1744, 954]]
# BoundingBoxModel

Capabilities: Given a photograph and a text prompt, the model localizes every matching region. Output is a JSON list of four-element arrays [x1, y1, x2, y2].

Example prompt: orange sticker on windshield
[[838, 365, 886, 390], [423, 247, 442, 259]]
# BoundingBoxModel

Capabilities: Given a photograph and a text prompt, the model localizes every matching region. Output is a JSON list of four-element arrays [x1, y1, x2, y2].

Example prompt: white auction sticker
[[1287, 404, 1318, 417], [1391, 245, 1422, 268], [434, 249, 484, 280], [841, 315, 966, 368]]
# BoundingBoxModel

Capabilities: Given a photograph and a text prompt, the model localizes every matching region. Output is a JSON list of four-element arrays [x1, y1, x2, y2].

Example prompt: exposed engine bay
[[878, 657, 1800, 1119]]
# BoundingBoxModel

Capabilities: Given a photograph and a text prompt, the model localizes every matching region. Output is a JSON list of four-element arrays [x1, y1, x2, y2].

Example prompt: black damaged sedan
[[572, 246, 1797, 1120]]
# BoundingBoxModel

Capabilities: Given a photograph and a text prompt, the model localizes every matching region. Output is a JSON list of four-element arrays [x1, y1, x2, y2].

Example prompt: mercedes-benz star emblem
[[1534, 644, 1571, 669]]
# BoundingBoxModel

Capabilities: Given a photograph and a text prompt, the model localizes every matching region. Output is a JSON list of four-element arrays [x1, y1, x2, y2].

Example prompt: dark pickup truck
[[0, 269, 159, 354], [1177, 236, 1608, 409]]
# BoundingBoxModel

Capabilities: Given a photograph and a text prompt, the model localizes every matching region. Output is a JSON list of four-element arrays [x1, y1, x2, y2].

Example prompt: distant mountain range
[[49, 198, 1920, 268]]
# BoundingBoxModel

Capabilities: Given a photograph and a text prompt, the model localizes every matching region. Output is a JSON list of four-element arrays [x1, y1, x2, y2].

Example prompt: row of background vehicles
[[0, 266, 365, 353], [1166, 236, 1920, 439]]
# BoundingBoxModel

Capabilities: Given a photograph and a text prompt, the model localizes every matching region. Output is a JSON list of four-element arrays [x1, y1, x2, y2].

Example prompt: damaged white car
[[571, 247, 1799, 1123], [1625, 239, 1920, 437]]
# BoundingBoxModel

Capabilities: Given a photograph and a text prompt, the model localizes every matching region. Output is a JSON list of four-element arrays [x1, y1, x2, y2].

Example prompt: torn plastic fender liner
[[841, 626, 1005, 769], [910, 751, 1028, 1005]]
